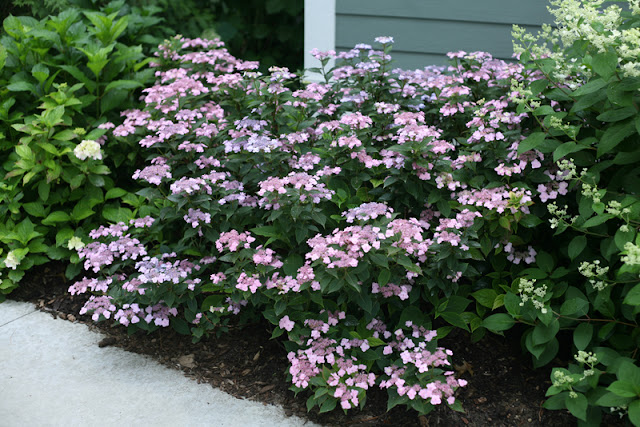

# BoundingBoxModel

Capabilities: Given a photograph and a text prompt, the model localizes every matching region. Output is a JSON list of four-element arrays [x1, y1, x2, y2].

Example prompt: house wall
[[334, 0, 554, 69]]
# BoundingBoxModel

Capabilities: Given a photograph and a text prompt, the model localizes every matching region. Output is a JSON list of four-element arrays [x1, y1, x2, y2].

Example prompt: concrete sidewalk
[[0, 300, 318, 427]]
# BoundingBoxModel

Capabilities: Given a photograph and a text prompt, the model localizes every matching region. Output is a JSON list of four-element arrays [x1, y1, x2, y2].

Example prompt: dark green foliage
[[213, 0, 304, 72], [4, 0, 304, 73], [0, 4, 162, 299]]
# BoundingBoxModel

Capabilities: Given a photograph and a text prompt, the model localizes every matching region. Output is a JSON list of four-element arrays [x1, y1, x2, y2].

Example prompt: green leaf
[[565, 392, 588, 421], [58, 65, 96, 93], [573, 323, 593, 351], [629, 400, 640, 427], [517, 132, 546, 155], [38, 182, 50, 202], [624, 284, 640, 306], [42, 106, 65, 128], [104, 79, 143, 93], [532, 319, 559, 346], [396, 255, 421, 274], [595, 391, 634, 407], [615, 227, 636, 251], [42, 211, 70, 225], [387, 389, 408, 411], [553, 142, 587, 162], [560, 298, 590, 316], [0, 45, 6, 71], [16, 144, 34, 161], [53, 129, 77, 141], [251, 226, 279, 237], [102, 206, 133, 223], [536, 251, 554, 273], [105, 188, 128, 200], [440, 311, 469, 331], [591, 50, 618, 80], [31, 63, 50, 83], [607, 381, 639, 398], [597, 119, 636, 158], [23, 202, 46, 217], [572, 78, 607, 96], [283, 254, 303, 276], [482, 313, 515, 332], [543, 392, 569, 410], [471, 289, 498, 308], [55, 228, 75, 247], [71, 201, 95, 221], [378, 269, 391, 286], [596, 107, 637, 122], [101, 89, 128, 114], [582, 214, 613, 229], [7, 81, 35, 92], [568, 235, 587, 260], [318, 397, 337, 413]]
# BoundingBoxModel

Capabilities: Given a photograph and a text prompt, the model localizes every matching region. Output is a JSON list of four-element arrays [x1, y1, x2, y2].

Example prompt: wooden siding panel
[[336, 15, 541, 64], [336, 0, 553, 26]]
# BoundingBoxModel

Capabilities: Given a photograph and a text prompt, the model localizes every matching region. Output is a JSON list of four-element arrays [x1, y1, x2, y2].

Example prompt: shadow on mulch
[[9, 262, 611, 427]]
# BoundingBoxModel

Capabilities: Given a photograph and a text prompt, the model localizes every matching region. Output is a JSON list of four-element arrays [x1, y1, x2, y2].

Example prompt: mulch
[[9, 262, 609, 426]]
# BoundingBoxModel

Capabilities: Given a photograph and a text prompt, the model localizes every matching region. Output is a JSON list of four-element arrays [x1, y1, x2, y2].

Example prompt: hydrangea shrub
[[71, 0, 640, 422], [0, 4, 162, 299]]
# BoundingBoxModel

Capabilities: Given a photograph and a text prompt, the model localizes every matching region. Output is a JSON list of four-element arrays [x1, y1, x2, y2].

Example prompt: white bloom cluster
[[579, 260, 610, 290], [518, 278, 549, 313], [515, 0, 640, 80], [552, 369, 575, 387], [547, 202, 577, 229], [622, 242, 640, 266], [557, 159, 578, 181], [4, 251, 19, 269], [74, 139, 103, 161], [581, 182, 604, 204], [575, 350, 598, 365]]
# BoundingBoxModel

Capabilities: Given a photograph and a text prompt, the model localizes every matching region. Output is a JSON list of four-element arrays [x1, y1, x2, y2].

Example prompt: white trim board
[[304, 0, 336, 82]]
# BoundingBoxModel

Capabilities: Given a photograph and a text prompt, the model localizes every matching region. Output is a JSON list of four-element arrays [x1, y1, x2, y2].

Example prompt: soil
[[8, 262, 613, 427]]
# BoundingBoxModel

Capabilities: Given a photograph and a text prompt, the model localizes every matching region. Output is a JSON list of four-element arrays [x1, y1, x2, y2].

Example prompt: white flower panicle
[[74, 140, 103, 161]]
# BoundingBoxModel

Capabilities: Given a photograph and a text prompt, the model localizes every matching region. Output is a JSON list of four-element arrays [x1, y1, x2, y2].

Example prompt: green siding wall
[[335, 0, 554, 68]]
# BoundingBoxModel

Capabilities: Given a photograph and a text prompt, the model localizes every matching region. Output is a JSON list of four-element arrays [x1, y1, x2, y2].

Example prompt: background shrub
[[2, 0, 304, 72], [0, 3, 161, 299]]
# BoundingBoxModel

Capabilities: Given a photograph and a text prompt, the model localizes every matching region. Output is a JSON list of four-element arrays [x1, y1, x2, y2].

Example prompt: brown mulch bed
[[9, 262, 593, 426]]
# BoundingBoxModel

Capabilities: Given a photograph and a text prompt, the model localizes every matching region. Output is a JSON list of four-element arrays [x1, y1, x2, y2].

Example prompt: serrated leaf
[[42, 211, 70, 225], [517, 132, 546, 155], [23, 202, 46, 217], [596, 106, 637, 122], [573, 78, 607, 96], [597, 119, 636, 158], [591, 50, 617, 80], [104, 79, 143, 93], [482, 313, 514, 331]]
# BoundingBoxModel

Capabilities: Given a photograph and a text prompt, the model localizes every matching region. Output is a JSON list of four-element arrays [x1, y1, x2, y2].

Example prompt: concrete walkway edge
[[0, 300, 318, 427]]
